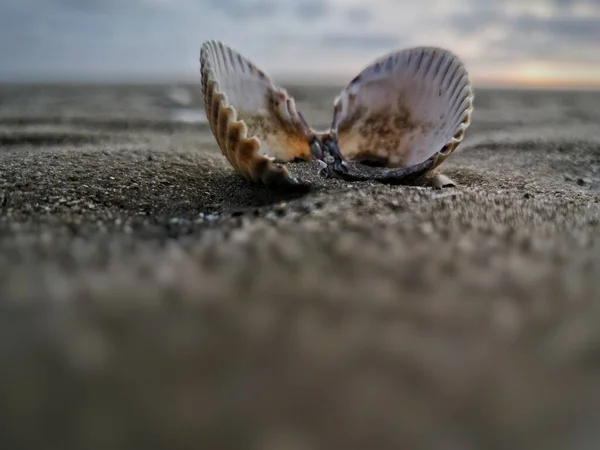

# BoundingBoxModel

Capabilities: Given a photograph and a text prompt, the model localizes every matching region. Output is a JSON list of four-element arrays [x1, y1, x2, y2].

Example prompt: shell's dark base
[[317, 135, 457, 187], [319, 134, 457, 187], [321, 135, 348, 175], [326, 156, 438, 185], [330, 165, 456, 188]]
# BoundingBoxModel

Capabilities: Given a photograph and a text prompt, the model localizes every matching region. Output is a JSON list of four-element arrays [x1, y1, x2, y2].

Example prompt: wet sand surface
[[0, 84, 599, 450]]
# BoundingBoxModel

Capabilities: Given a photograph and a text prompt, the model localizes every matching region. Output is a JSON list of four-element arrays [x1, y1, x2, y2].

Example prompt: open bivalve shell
[[199, 40, 474, 189], [200, 40, 315, 189], [326, 46, 474, 187]]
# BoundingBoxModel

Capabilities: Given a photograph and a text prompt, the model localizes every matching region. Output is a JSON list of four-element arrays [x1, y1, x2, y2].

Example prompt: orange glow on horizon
[[473, 61, 600, 89]]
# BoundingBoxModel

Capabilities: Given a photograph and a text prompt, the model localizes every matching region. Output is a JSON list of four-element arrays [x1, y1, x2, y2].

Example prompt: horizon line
[[1, 72, 600, 92]]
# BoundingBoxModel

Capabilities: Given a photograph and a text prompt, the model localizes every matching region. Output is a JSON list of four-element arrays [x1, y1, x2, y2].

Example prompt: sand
[[0, 83, 599, 450]]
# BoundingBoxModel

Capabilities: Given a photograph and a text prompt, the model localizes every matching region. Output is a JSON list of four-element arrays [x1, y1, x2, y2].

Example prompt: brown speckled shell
[[200, 40, 311, 188], [331, 46, 474, 174]]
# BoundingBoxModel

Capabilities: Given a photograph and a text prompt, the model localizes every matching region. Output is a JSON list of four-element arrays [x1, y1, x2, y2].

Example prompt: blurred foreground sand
[[0, 84, 599, 449]]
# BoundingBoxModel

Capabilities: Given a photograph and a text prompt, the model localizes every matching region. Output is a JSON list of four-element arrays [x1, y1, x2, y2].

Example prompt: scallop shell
[[200, 40, 314, 188], [328, 46, 474, 182]]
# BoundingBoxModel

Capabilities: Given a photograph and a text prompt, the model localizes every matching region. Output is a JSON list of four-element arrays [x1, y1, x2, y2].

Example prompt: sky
[[1, 0, 600, 88]]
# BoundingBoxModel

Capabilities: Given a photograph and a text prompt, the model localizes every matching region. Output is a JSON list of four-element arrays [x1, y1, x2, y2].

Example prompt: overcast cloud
[[1, 0, 599, 86]]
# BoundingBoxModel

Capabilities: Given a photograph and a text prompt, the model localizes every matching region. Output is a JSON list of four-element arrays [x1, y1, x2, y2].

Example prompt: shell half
[[329, 46, 474, 181], [200, 40, 314, 188]]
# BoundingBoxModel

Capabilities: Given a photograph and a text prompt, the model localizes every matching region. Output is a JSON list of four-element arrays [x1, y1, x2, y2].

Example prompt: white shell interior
[[332, 47, 474, 167]]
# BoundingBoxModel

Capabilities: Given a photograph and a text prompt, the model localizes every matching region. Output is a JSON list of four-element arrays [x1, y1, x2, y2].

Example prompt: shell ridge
[[447, 69, 466, 103], [202, 41, 255, 168], [448, 86, 472, 127], [441, 58, 460, 92]]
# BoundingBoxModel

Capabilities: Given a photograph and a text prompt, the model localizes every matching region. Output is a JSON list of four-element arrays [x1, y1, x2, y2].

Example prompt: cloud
[[320, 32, 401, 50], [294, 0, 331, 20], [0, 0, 599, 85], [449, 0, 600, 65], [516, 15, 600, 40], [345, 6, 373, 24], [202, 0, 282, 20]]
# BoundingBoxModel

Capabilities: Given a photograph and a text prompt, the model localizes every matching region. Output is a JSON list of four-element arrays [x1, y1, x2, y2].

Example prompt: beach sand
[[0, 83, 599, 449]]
